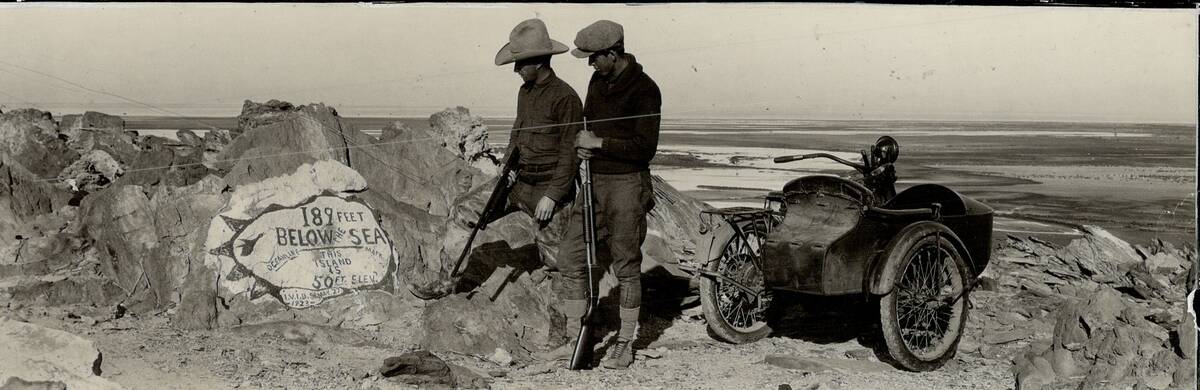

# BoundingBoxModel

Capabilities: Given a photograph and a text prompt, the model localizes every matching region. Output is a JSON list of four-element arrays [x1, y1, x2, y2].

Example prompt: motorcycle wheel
[[699, 220, 772, 344], [878, 222, 970, 371]]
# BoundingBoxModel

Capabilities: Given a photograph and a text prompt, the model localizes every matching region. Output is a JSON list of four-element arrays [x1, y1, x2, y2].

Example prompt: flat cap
[[571, 20, 624, 58]]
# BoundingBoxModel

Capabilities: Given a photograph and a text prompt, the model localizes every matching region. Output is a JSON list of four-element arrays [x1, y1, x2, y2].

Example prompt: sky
[[0, 3, 1195, 123]]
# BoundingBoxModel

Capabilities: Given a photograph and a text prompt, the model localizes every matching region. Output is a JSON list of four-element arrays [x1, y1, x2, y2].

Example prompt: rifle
[[449, 146, 522, 278], [570, 121, 599, 370]]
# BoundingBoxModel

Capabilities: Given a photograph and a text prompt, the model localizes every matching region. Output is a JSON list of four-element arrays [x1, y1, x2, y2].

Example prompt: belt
[[521, 163, 557, 174], [518, 171, 553, 185]]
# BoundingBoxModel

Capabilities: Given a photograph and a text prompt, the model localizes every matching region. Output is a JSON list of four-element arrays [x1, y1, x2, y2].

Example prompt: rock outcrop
[[968, 228, 1196, 390], [0, 100, 718, 372]]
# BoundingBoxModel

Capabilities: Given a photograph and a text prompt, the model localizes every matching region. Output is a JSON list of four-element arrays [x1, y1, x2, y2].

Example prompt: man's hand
[[535, 196, 556, 221], [576, 129, 602, 160]]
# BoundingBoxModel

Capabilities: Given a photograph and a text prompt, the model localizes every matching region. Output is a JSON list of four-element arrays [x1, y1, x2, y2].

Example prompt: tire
[[699, 219, 772, 344], [878, 222, 970, 371]]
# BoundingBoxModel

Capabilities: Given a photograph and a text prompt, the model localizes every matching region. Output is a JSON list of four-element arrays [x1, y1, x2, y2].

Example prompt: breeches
[[557, 171, 655, 309], [506, 180, 572, 268]]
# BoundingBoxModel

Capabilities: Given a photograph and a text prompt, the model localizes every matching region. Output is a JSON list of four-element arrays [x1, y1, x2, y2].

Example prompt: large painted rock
[[200, 160, 412, 326], [0, 318, 123, 390]]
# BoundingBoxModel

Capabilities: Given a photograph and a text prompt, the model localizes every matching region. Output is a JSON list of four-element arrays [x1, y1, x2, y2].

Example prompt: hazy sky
[[0, 4, 1195, 123]]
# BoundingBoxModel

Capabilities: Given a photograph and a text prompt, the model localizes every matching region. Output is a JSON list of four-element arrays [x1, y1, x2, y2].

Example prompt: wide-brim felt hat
[[495, 19, 570, 66]]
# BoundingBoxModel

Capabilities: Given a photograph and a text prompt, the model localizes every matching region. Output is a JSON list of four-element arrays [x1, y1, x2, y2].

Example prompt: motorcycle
[[685, 136, 993, 371]]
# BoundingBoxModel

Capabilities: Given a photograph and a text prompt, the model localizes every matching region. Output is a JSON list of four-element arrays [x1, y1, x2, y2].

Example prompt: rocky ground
[[3, 227, 1194, 390], [0, 103, 1194, 390]]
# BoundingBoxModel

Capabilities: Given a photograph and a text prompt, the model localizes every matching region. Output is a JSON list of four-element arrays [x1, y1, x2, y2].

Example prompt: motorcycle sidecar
[[687, 136, 993, 372]]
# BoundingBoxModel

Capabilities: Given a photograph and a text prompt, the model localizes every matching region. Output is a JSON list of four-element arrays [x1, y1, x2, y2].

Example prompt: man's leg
[[598, 172, 654, 369], [534, 192, 573, 271], [535, 194, 589, 361]]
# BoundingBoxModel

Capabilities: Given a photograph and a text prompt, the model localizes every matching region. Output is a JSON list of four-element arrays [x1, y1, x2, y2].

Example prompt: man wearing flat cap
[[492, 18, 583, 316], [559, 19, 663, 370]]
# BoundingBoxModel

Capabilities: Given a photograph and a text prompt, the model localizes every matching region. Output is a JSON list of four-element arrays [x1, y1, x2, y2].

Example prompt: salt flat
[[126, 116, 1195, 245]]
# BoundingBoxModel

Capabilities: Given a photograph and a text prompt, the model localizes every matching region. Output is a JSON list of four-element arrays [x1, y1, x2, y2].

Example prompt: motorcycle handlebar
[[772, 154, 808, 163], [774, 152, 868, 172]]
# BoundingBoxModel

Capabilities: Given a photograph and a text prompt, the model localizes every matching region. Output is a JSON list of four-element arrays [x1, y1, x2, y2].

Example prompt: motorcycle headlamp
[[872, 136, 900, 165]]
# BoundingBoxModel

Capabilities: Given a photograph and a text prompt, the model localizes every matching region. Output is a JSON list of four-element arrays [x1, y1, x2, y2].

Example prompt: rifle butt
[[569, 314, 593, 370]]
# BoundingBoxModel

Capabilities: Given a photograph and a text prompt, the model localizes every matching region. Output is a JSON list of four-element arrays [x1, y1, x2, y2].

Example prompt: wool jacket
[[508, 69, 583, 204], [582, 54, 662, 174]]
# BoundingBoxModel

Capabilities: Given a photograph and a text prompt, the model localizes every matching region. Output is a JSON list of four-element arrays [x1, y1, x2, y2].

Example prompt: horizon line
[[2, 105, 1193, 127]]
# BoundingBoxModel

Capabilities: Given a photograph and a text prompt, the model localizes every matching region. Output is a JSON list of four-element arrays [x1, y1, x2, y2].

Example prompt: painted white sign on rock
[[209, 194, 395, 308]]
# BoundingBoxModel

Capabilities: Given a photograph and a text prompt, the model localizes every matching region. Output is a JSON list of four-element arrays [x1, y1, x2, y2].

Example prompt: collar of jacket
[[597, 53, 642, 94], [521, 68, 559, 91]]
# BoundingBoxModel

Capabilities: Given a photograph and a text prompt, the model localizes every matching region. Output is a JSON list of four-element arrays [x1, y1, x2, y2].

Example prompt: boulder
[[0, 109, 78, 178], [428, 107, 497, 166], [78, 111, 125, 131], [0, 158, 73, 247], [201, 128, 233, 166], [236, 99, 301, 135], [122, 136, 212, 188], [1013, 354, 1056, 390], [1177, 311, 1196, 360], [146, 176, 228, 309], [198, 160, 416, 326], [0, 318, 122, 390], [63, 174, 224, 311], [56, 150, 123, 193], [59, 112, 139, 164], [354, 118, 488, 218], [175, 129, 204, 148], [1026, 284, 1179, 388], [419, 260, 561, 362], [218, 103, 351, 189], [0, 205, 88, 286], [1058, 226, 1141, 279], [643, 174, 709, 276], [78, 184, 157, 294]]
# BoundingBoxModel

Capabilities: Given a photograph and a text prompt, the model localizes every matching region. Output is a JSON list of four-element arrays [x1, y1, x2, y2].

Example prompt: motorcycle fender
[[869, 222, 969, 295], [698, 219, 738, 265]]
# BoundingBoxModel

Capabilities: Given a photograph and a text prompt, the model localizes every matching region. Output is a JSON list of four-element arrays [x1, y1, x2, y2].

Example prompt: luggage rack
[[698, 205, 781, 236]]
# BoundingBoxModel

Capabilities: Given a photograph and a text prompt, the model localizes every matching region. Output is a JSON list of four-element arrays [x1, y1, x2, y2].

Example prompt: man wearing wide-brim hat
[[561, 19, 663, 370], [491, 17, 586, 361]]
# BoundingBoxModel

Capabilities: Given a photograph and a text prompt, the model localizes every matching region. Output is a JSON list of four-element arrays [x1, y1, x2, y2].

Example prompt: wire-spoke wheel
[[879, 222, 969, 371], [700, 220, 773, 344]]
